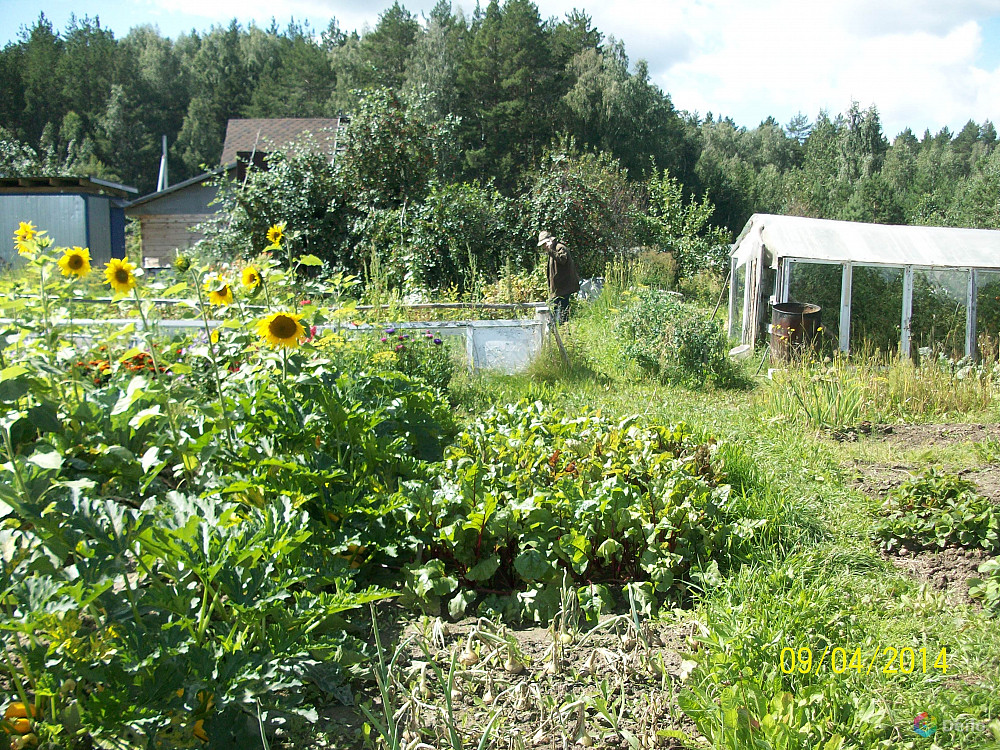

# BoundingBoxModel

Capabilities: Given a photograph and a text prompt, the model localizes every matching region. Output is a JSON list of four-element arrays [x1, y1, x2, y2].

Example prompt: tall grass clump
[[680, 547, 896, 750], [761, 348, 998, 428]]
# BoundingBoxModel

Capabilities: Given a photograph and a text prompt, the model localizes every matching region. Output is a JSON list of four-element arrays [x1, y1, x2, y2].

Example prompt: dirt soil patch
[[861, 423, 1000, 450], [886, 547, 991, 604], [845, 422, 1000, 503]]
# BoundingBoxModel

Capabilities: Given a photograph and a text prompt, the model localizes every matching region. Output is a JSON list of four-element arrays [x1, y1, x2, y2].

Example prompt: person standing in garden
[[538, 230, 579, 323]]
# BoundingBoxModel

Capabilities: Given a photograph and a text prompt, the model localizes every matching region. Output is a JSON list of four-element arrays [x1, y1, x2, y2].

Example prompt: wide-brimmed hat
[[537, 230, 554, 246]]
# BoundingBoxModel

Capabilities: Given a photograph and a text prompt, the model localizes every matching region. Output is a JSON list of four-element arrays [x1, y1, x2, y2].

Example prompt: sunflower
[[14, 220, 45, 256], [266, 222, 286, 249], [241, 266, 262, 290], [205, 278, 234, 306], [104, 258, 137, 293], [57, 246, 92, 278], [256, 312, 305, 349]]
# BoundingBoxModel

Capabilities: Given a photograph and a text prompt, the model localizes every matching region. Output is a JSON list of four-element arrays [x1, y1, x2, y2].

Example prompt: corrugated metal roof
[[732, 214, 1000, 269]]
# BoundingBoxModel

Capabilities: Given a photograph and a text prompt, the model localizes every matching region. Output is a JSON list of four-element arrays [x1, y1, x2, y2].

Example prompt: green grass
[[759, 352, 1000, 429], [446, 293, 1000, 749]]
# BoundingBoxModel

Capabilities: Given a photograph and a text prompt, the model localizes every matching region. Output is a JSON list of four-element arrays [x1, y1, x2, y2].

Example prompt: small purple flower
[[399, 334, 408, 340], [380, 337, 388, 343], [386, 327, 396, 334], [433, 338, 442, 345]]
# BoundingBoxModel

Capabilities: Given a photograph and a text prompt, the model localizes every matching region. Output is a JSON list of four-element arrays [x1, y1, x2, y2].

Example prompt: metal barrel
[[770, 302, 821, 360]]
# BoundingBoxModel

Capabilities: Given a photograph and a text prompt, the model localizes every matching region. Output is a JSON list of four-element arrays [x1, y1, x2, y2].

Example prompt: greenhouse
[[729, 213, 1000, 359]]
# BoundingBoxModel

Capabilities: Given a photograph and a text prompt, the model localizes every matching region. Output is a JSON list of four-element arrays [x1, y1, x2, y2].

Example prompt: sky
[[4, 0, 1000, 140]]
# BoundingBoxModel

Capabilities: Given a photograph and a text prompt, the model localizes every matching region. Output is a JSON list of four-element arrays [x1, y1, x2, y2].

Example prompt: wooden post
[[728, 259, 739, 339]]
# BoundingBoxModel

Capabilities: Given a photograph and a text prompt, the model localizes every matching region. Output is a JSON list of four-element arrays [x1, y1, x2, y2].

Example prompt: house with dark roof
[[0, 176, 137, 269], [220, 118, 346, 177], [127, 118, 347, 269]]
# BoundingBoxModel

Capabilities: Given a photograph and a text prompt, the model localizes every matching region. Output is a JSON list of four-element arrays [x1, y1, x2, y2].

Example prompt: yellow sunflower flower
[[13, 220, 46, 257], [104, 258, 137, 293], [57, 246, 92, 278], [241, 266, 262, 290], [205, 278, 234, 306], [266, 222, 286, 249], [256, 312, 305, 349]]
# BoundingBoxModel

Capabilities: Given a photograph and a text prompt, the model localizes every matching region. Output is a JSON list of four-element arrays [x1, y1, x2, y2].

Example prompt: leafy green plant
[[614, 288, 749, 388], [969, 558, 1000, 615], [633, 249, 678, 290], [382, 401, 764, 622], [0, 221, 462, 748], [873, 468, 1000, 553]]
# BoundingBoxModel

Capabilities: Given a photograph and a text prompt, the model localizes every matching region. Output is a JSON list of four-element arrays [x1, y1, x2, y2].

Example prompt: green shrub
[[615, 289, 748, 388], [677, 269, 725, 307], [634, 249, 678, 289], [873, 468, 1000, 553]]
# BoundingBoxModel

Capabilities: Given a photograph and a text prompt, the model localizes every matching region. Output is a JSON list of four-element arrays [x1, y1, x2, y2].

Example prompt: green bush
[[526, 137, 645, 278], [634, 249, 678, 289], [614, 288, 748, 388], [873, 468, 1000, 553]]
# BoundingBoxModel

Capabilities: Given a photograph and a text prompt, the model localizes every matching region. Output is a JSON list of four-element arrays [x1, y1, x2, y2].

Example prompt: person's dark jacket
[[546, 241, 580, 298]]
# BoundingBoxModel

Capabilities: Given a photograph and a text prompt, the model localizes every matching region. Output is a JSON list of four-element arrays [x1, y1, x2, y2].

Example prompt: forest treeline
[[2, 0, 1000, 241]]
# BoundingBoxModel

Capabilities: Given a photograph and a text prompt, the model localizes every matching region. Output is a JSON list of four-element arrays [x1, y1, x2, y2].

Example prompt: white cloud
[[621, 0, 1000, 136]]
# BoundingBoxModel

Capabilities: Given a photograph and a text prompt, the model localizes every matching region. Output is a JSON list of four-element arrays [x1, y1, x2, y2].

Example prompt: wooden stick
[[711, 271, 732, 321], [551, 320, 570, 369]]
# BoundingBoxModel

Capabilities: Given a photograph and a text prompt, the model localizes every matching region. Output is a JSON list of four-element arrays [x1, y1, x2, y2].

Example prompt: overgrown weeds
[[761, 350, 998, 428]]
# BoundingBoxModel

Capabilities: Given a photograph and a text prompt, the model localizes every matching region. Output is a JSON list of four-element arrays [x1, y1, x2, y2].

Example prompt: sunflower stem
[[190, 271, 235, 451], [68, 286, 81, 405], [130, 286, 162, 378], [261, 275, 274, 314], [129, 285, 192, 485]]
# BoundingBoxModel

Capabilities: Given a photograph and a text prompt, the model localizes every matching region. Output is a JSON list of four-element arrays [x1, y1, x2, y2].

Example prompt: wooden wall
[[138, 214, 210, 268]]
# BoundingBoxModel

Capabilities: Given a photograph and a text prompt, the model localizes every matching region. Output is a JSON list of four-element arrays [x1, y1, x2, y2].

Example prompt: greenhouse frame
[[729, 214, 1000, 359]]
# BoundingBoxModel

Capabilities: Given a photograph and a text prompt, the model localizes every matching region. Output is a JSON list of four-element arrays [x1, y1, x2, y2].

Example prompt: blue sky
[[4, 0, 1000, 139]]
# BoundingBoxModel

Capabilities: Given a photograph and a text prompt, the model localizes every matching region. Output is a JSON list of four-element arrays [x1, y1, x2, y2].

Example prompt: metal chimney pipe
[[156, 135, 168, 192]]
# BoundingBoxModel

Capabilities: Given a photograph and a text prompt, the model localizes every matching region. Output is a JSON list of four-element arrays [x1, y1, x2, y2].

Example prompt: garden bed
[[314, 612, 697, 749]]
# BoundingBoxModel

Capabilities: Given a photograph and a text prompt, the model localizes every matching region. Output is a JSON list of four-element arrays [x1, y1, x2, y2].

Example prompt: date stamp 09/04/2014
[[778, 646, 949, 676]]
